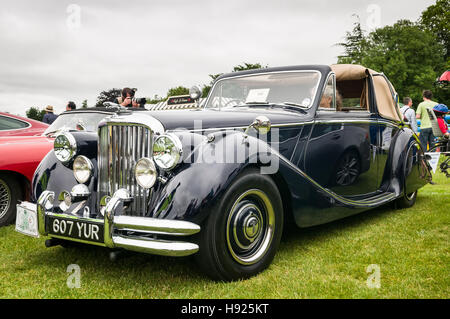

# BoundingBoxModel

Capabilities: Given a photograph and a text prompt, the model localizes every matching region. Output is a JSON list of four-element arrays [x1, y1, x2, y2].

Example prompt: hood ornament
[[103, 102, 132, 115]]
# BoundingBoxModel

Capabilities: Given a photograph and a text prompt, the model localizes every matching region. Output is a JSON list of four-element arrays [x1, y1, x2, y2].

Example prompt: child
[[432, 104, 449, 138]]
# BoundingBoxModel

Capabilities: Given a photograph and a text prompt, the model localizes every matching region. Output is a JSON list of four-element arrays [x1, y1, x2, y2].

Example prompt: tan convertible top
[[330, 64, 401, 121]]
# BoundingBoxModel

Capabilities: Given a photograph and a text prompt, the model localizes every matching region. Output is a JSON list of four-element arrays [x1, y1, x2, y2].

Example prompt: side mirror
[[189, 86, 202, 101]]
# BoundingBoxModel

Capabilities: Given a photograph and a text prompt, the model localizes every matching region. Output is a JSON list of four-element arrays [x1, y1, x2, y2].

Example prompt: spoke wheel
[[0, 179, 11, 220], [0, 174, 23, 226]]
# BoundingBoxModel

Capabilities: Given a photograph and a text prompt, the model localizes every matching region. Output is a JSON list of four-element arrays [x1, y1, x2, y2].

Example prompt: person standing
[[42, 105, 58, 124], [400, 97, 418, 133], [416, 90, 438, 150], [66, 101, 76, 111]]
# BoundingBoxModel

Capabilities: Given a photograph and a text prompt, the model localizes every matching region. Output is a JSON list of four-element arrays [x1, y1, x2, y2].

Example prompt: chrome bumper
[[35, 190, 200, 257]]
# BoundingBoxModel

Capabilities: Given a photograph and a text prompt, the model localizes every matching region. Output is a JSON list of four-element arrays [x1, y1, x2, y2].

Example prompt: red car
[[0, 108, 111, 226], [0, 112, 49, 137]]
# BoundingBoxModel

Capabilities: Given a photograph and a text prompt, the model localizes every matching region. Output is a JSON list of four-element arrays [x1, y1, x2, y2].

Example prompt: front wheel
[[395, 190, 417, 208], [195, 169, 283, 281]]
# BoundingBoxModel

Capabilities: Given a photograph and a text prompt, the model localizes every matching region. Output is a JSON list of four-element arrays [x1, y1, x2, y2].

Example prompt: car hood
[[146, 108, 312, 131]]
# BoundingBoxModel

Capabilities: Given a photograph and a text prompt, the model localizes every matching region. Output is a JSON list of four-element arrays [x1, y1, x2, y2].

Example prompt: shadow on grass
[[19, 199, 412, 285], [279, 201, 398, 252]]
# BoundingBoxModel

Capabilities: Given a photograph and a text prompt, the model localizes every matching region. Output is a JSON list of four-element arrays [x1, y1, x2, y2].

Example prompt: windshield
[[43, 112, 108, 136], [205, 71, 321, 109]]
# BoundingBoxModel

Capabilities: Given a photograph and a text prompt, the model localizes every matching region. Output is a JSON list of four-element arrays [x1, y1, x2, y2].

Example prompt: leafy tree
[[232, 63, 266, 72], [166, 86, 189, 98], [420, 0, 450, 59], [337, 15, 368, 64], [26, 107, 45, 121], [362, 20, 446, 105], [96, 88, 122, 107], [337, 15, 447, 106], [81, 99, 88, 108]]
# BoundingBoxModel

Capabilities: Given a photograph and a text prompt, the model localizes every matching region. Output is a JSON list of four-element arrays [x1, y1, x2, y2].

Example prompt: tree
[[337, 15, 447, 106], [96, 88, 122, 107], [166, 86, 189, 98], [362, 20, 446, 105], [26, 107, 45, 121], [337, 15, 368, 64], [232, 62, 266, 72], [81, 99, 88, 108], [420, 0, 450, 59]]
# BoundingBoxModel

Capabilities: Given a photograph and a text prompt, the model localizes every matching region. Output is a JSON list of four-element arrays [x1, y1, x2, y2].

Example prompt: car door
[[303, 73, 380, 197]]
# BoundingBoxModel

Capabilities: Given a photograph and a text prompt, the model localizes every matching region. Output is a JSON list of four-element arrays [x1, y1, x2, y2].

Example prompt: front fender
[[148, 130, 280, 224]]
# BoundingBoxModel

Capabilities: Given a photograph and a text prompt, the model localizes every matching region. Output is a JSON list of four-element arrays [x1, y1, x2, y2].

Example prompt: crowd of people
[[401, 90, 449, 151], [41, 87, 143, 125]]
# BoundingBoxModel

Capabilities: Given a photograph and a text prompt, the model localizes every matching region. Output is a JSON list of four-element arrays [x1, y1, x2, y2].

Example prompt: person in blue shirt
[[42, 105, 58, 124]]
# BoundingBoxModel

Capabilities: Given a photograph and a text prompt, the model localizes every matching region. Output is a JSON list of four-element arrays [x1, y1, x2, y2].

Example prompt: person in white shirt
[[400, 97, 418, 133]]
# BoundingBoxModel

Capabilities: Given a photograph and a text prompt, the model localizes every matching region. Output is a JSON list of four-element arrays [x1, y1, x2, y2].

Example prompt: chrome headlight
[[152, 134, 182, 170], [135, 157, 157, 188], [54, 133, 77, 163], [73, 155, 93, 184]]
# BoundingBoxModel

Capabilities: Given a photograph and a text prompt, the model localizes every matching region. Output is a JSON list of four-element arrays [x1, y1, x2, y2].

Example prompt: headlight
[[73, 155, 93, 184], [135, 157, 157, 188], [54, 133, 77, 163], [152, 134, 182, 170]]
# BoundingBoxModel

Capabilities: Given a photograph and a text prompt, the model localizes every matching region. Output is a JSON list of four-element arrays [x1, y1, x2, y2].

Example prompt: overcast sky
[[0, 0, 435, 116]]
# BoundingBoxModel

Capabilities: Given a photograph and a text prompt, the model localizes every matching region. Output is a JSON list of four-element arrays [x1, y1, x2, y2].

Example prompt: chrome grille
[[98, 124, 153, 216]]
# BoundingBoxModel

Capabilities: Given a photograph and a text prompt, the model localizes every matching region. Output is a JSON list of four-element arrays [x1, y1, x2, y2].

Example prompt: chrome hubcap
[[226, 189, 275, 265], [0, 179, 11, 219]]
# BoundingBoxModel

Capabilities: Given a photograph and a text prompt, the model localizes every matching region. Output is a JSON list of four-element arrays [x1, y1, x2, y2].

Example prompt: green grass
[[0, 171, 449, 299]]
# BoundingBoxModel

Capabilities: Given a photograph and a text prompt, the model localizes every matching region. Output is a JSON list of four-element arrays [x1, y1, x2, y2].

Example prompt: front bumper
[[34, 189, 200, 257]]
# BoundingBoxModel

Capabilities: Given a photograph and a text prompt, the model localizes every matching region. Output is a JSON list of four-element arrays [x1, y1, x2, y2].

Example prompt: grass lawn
[[0, 170, 448, 299]]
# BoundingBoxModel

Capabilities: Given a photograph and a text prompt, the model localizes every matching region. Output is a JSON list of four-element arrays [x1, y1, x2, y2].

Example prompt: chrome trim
[[153, 133, 183, 170], [54, 132, 77, 163], [71, 184, 90, 199], [113, 215, 200, 236], [28, 188, 200, 257], [98, 115, 161, 216], [226, 189, 275, 265], [112, 235, 199, 257], [204, 70, 323, 110]]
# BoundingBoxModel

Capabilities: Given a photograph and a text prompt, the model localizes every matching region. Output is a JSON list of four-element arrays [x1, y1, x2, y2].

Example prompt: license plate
[[47, 216, 104, 244], [15, 203, 39, 238]]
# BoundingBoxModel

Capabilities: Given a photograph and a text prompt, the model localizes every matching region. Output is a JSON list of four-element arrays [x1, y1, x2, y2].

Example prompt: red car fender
[[0, 136, 54, 183]]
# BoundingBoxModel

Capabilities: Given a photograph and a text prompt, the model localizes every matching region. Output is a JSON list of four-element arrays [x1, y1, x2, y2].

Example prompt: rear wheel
[[0, 174, 23, 226], [195, 169, 283, 281]]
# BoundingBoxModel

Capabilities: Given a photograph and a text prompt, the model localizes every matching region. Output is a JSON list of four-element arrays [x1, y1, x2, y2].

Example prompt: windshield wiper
[[282, 102, 309, 109]]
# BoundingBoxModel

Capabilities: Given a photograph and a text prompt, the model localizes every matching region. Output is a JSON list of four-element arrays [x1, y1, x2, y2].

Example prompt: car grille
[[98, 124, 153, 216]]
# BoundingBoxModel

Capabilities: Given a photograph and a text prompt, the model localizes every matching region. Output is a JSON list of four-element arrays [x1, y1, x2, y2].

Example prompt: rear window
[[0, 115, 29, 130]]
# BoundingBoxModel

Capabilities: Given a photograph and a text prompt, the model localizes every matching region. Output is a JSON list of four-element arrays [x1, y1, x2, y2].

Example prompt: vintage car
[[0, 112, 49, 137], [0, 108, 112, 226], [16, 64, 432, 281]]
